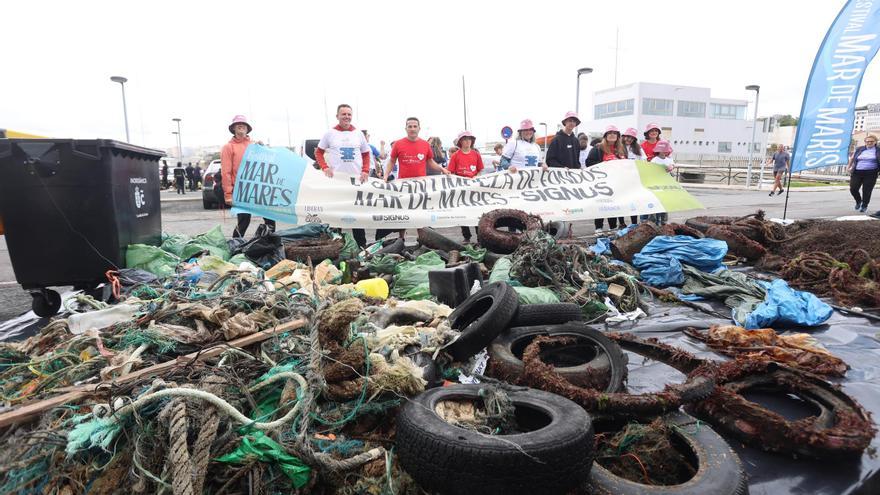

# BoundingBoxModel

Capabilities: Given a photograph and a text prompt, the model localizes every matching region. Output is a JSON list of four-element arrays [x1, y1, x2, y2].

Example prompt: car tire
[[511, 303, 584, 327], [487, 322, 627, 391], [396, 384, 595, 495], [587, 411, 748, 495], [446, 282, 519, 361]]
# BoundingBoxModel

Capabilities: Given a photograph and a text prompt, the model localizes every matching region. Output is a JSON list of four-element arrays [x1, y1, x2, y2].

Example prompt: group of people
[[219, 107, 679, 241], [161, 161, 203, 194]]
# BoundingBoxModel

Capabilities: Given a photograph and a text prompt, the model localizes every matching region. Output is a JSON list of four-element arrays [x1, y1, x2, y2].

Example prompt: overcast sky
[[4, 0, 879, 151]]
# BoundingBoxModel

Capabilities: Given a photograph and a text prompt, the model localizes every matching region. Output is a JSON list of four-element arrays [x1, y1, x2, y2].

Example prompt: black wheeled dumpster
[[0, 139, 164, 316]]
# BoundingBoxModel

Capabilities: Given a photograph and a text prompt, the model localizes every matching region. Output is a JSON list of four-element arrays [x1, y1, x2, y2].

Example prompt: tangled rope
[[509, 231, 644, 314]]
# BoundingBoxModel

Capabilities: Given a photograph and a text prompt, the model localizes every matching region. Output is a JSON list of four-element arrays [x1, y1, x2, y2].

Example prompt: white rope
[[106, 372, 307, 430]]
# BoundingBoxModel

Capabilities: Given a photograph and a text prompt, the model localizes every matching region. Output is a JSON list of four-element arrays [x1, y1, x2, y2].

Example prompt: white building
[[854, 104, 880, 132], [587, 82, 762, 155]]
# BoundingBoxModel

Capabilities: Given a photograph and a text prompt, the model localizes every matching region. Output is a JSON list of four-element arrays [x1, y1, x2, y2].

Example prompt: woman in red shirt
[[641, 123, 662, 160], [585, 126, 627, 232], [448, 131, 484, 242]]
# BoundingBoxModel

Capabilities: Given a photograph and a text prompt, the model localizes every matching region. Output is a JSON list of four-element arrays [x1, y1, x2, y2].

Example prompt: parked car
[[202, 159, 226, 209]]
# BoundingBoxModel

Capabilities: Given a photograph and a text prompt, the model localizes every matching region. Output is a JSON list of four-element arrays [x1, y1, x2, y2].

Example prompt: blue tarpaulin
[[741, 278, 833, 329]]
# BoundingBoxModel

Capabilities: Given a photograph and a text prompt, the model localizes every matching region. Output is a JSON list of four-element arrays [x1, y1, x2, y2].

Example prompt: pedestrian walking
[[448, 131, 484, 243], [221, 115, 275, 238], [380, 117, 451, 240], [315, 104, 372, 247], [848, 136, 879, 213], [173, 162, 186, 195], [161, 162, 169, 189], [194, 164, 203, 189], [501, 119, 546, 172], [768, 144, 791, 197], [585, 126, 627, 232], [641, 123, 662, 161], [185, 162, 195, 191], [546, 111, 582, 169]]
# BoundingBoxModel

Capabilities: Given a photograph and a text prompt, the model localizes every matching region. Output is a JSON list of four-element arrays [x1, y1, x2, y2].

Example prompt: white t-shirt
[[317, 127, 370, 175], [650, 155, 675, 169], [579, 147, 591, 167], [627, 147, 646, 160], [502, 139, 542, 169]]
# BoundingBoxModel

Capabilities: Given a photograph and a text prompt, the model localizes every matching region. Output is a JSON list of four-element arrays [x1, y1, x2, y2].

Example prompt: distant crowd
[[218, 106, 684, 243]]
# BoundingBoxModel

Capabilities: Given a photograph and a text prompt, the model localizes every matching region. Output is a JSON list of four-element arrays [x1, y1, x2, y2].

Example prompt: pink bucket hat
[[455, 130, 476, 147], [623, 127, 639, 139], [561, 111, 581, 126], [644, 123, 661, 134], [654, 140, 673, 154], [228, 115, 252, 134], [603, 125, 620, 137], [518, 119, 536, 132]]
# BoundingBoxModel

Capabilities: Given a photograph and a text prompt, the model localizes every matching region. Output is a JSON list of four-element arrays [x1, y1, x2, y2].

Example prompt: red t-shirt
[[603, 152, 619, 162], [390, 138, 433, 178], [641, 140, 658, 161], [448, 150, 484, 178]]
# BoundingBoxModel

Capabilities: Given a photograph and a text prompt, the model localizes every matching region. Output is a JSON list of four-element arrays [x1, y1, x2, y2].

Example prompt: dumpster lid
[[0, 138, 166, 161]]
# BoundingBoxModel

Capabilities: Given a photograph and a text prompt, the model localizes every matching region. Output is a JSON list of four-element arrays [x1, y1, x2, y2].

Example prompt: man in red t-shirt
[[378, 117, 450, 240], [383, 117, 451, 180]]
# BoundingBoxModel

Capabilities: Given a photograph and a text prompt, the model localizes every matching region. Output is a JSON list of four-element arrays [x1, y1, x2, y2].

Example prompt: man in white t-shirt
[[316, 104, 372, 247]]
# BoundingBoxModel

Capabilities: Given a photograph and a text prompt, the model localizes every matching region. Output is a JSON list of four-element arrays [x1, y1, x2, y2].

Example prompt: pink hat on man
[[518, 119, 536, 132], [603, 125, 620, 137], [561, 111, 581, 126], [654, 140, 673, 154], [455, 130, 476, 147], [623, 127, 639, 139], [228, 115, 252, 134]]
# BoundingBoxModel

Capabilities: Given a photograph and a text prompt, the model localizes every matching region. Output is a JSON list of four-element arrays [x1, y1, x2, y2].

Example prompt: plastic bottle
[[355, 278, 389, 299]]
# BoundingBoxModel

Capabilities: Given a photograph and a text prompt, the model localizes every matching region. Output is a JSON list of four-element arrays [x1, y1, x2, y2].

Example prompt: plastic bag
[[632, 253, 685, 287], [125, 244, 180, 277], [488, 257, 519, 285], [742, 279, 833, 329], [590, 237, 612, 256], [338, 232, 360, 261], [462, 245, 487, 262], [514, 286, 560, 304], [367, 255, 398, 275], [215, 432, 310, 488], [228, 254, 249, 265], [275, 224, 330, 241], [180, 225, 231, 260], [160, 233, 191, 257], [392, 251, 445, 300], [638, 235, 728, 273]]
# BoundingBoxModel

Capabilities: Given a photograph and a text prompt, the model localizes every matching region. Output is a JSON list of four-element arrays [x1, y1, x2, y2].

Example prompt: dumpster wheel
[[31, 289, 61, 317]]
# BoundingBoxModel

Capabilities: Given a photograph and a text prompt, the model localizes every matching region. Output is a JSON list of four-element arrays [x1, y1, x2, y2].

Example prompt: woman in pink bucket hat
[[642, 122, 662, 160], [622, 128, 646, 160], [500, 119, 546, 172], [448, 130, 484, 242], [585, 125, 628, 232], [220, 115, 275, 237]]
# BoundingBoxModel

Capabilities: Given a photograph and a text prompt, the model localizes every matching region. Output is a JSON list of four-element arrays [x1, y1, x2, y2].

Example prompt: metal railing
[[673, 153, 849, 186]]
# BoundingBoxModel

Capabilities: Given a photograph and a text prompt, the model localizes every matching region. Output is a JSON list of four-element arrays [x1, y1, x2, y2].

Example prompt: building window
[[678, 101, 706, 118], [642, 98, 673, 116], [710, 104, 746, 120], [718, 142, 732, 153], [594, 99, 634, 119]]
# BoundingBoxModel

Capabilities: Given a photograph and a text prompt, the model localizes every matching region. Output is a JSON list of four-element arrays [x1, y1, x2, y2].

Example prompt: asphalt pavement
[[0, 185, 870, 321]]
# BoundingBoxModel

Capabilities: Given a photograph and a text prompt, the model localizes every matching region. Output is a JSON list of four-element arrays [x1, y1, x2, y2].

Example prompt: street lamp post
[[172, 118, 182, 163], [109, 76, 130, 142], [575, 67, 593, 131], [745, 85, 761, 188], [172, 131, 180, 161]]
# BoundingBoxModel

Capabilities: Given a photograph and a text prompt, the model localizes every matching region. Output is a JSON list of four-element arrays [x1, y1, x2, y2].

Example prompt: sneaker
[[777, 189, 784, 195], [856, 202, 863, 211], [769, 191, 775, 197], [860, 206, 868, 213]]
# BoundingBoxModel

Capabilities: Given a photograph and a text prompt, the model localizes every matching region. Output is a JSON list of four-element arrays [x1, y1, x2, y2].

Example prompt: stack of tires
[[395, 282, 748, 495]]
